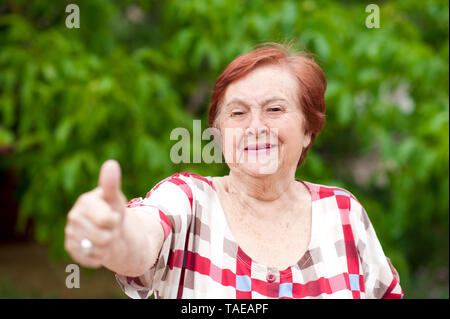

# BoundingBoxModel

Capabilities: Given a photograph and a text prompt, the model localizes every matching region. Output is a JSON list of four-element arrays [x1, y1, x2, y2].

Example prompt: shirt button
[[266, 273, 276, 283]]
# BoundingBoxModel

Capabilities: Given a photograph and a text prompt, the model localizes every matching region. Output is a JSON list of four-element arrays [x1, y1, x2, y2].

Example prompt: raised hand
[[64, 159, 127, 268]]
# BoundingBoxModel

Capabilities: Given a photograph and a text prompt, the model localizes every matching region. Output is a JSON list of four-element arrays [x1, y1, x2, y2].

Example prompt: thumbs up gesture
[[64, 159, 128, 268]]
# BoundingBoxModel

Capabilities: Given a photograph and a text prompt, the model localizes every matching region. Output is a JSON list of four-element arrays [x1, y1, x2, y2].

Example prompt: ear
[[302, 129, 312, 149]]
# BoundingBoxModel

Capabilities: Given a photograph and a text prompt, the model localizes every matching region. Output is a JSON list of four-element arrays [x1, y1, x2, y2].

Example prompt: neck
[[227, 168, 297, 202]]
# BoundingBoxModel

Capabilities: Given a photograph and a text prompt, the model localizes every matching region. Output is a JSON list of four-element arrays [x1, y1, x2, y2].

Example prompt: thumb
[[98, 159, 126, 213]]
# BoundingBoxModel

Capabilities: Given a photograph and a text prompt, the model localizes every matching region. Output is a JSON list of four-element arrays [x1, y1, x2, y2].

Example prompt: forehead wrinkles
[[224, 65, 299, 108], [214, 65, 301, 127]]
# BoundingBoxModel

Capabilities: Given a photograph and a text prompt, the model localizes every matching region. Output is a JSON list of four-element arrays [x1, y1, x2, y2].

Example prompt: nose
[[245, 110, 268, 137]]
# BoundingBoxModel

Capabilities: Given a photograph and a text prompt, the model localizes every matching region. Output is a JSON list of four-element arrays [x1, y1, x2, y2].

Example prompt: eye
[[267, 106, 282, 112], [231, 111, 245, 116]]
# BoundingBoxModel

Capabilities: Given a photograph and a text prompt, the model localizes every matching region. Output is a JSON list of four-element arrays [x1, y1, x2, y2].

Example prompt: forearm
[[102, 207, 164, 277]]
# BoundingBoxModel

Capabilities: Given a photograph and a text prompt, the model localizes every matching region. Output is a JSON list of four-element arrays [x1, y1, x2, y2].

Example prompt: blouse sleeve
[[351, 201, 404, 299], [114, 173, 194, 299]]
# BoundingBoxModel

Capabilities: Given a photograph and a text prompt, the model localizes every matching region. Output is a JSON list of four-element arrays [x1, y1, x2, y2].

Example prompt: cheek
[[220, 126, 246, 163], [276, 121, 304, 154], [219, 119, 245, 147]]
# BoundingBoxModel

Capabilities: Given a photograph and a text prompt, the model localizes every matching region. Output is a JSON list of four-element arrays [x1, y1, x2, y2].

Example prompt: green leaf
[[337, 91, 354, 125]]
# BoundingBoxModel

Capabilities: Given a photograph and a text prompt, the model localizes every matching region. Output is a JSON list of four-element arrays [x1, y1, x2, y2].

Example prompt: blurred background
[[0, 0, 448, 298]]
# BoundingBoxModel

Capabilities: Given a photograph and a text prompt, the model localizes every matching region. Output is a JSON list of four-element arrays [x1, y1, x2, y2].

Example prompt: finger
[[71, 215, 116, 247], [65, 236, 104, 268], [98, 159, 121, 202], [79, 196, 121, 230], [78, 259, 102, 269], [98, 159, 126, 214], [69, 194, 119, 230]]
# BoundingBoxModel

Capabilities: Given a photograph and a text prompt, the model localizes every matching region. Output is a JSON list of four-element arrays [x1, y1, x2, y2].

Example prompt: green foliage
[[0, 0, 448, 298]]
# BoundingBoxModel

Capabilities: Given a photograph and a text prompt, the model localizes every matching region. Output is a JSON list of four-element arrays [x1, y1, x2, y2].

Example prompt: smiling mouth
[[244, 143, 278, 152]]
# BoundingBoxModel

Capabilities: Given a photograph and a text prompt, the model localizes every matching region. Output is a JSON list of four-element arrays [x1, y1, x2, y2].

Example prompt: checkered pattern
[[115, 172, 404, 299]]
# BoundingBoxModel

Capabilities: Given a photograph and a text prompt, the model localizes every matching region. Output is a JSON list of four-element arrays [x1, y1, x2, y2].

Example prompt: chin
[[238, 161, 281, 177]]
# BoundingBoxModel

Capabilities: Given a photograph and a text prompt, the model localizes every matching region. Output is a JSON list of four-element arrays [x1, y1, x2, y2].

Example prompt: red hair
[[207, 42, 327, 167]]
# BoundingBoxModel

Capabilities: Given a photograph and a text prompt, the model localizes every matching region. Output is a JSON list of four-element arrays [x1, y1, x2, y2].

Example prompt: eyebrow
[[225, 96, 288, 108]]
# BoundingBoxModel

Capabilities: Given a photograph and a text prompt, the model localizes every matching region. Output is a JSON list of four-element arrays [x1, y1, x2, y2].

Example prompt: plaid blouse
[[114, 172, 404, 299]]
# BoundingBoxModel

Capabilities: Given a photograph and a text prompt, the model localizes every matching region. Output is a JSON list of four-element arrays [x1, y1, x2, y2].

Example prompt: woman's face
[[216, 64, 311, 177]]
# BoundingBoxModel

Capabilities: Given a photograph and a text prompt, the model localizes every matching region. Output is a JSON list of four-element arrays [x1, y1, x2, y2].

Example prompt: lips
[[244, 143, 277, 151]]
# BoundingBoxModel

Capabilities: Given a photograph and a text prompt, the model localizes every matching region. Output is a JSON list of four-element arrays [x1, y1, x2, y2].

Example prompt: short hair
[[207, 42, 327, 168]]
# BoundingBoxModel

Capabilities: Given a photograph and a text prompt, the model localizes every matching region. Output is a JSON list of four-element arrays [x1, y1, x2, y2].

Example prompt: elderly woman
[[64, 43, 403, 299]]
